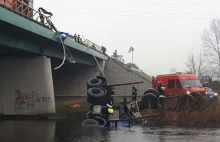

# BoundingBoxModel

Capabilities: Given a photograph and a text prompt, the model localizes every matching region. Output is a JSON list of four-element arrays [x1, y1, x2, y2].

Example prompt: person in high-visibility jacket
[[73, 34, 77, 42], [156, 81, 166, 110], [107, 104, 114, 119]]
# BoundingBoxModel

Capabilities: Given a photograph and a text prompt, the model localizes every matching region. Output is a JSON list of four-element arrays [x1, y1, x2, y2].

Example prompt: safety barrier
[[0, 0, 105, 53], [83, 39, 103, 52], [0, 0, 50, 25]]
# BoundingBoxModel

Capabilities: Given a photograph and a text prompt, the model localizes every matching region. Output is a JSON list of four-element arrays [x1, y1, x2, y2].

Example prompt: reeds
[[141, 99, 220, 126]]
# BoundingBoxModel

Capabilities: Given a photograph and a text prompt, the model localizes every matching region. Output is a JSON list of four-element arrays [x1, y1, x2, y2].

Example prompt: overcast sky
[[34, 0, 220, 76]]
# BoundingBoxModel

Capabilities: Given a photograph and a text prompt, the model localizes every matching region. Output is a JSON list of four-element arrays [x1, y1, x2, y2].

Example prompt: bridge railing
[[0, 0, 105, 53], [67, 34, 103, 52], [0, 0, 56, 29], [82, 39, 103, 52]]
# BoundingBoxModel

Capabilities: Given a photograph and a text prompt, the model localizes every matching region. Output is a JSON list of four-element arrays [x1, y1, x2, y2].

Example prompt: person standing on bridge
[[73, 34, 77, 42], [101, 46, 107, 54], [156, 81, 166, 110], [77, 35, 82, 43]]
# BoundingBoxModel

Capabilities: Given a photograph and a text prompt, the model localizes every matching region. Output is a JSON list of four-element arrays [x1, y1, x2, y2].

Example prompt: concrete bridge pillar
[[0, 56, 55, 116]]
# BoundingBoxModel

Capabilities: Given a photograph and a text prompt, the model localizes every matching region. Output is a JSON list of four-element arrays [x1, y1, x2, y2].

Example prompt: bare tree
[[185, 53, 197, 75], [197, 51, 207, 78], [185, 51, 207, 78], [202, 19, 220, 75]]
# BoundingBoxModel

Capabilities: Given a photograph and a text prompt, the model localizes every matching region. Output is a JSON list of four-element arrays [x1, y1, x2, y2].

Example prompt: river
[[1, 118, 220, 142]]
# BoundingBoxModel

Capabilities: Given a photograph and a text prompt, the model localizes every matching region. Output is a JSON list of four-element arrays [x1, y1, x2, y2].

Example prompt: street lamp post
[[129, 47, 134, 64]]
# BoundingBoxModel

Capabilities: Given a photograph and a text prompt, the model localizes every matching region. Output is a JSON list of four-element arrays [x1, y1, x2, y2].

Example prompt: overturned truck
[[82, 76, 161, 128], [82, 73, 215, 127]]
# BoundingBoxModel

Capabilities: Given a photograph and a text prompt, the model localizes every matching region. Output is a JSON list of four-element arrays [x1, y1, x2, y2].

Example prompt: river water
[[1, 118, 220, 142]]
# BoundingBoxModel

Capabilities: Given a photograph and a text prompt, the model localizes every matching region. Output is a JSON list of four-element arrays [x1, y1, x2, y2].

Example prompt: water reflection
[[0, 120, 55, 142], [1, 119, 220, 142]]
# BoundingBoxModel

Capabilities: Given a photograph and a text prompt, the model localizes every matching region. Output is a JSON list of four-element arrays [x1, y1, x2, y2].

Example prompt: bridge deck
[[0, 3, 107, 66]]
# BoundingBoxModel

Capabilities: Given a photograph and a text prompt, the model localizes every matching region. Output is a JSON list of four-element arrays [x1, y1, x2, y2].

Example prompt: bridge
[[0, 0, 152, 117]]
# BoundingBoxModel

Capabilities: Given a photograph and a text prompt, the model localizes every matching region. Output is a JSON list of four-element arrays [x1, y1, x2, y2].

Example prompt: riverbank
[[55, 101, 89, 119], [0, 101, 89, 120], [141, 100, 220, 127]]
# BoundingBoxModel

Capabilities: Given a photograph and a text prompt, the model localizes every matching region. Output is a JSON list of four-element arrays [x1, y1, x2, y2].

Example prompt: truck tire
[[87, 77, 107, 88], [96, 76, 107, 85], [144, 88, 159, 97], [87, 87, 108, 105], [87, 78, 102, 87], [141, 93, 158, 109]]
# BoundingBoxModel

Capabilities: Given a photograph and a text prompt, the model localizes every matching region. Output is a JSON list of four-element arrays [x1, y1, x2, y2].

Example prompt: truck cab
[[152, 72, 206, 97]]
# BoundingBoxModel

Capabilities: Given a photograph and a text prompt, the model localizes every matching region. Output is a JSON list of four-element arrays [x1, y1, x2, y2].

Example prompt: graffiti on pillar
[[14, 89, 51, 109]]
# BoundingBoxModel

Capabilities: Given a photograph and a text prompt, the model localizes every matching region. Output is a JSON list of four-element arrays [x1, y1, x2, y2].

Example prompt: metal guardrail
[[0, 0, 105, 53], [68, 34, 103, 52], [83, 39, 103, 52], [0, 0, 51, 28]]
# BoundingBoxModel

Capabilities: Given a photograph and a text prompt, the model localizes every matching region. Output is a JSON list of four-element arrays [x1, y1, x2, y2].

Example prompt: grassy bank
[[55, 97, 220, 127], [142, 99, 220, 127], [55, 101, 89, 118]]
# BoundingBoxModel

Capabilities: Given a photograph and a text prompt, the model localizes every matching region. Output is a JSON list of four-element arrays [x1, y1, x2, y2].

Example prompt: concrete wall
[[0, 56, 55, 115], [53, 61, 103, 96], [53, 58, 152, 98], [104, 59, 152, 96]]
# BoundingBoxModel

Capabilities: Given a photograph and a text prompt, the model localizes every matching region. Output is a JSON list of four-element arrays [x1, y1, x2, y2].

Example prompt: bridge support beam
[[0, 56, 55, 116]]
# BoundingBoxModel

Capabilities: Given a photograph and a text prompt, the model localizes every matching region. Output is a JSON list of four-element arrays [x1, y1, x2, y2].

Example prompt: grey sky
[[34, 0, 220, 76]]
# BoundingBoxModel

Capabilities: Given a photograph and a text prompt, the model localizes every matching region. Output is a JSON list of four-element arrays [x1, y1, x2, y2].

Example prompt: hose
[[54, 34, 66, 70]]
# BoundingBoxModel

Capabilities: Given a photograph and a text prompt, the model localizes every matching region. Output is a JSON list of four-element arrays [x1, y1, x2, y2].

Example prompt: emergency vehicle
[[152, 72, 206, 97]]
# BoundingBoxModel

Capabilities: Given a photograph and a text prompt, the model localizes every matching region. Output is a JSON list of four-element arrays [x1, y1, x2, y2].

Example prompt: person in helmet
[[156, 81, 166, 110]]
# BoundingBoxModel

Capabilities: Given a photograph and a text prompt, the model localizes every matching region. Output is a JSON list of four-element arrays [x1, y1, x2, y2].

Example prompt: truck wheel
[[96, 76, 107, 86], [144, 88, 159, 97], [82, 119, 99, 127], [87, 78, 102, 87], [87, 87, 108, 105], [141, 93, 158, 109]]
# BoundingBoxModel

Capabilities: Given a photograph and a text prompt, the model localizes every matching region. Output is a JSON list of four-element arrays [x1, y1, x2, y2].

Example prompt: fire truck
[[141, 72, 208, 109], [152, 72, 206, 97]]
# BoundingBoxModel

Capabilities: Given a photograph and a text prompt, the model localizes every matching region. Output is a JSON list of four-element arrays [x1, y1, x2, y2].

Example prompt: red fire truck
[[141, 72, 207, 109], [152, 72, 206, 97]]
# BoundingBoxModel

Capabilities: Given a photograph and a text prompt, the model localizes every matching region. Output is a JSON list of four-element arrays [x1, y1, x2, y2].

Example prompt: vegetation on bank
[[142, 99, 220, 127], [55, 101, 89, 118], [55, 97, 220, 127]]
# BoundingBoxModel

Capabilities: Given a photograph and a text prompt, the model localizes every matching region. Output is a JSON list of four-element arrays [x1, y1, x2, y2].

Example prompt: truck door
[[176, 79, 183, 95], [167, 79, 175, 96]]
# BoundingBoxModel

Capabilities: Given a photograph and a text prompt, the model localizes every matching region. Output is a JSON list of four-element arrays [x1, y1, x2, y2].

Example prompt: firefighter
[[107, 104, 114, 119], [156, 81, 166, 110], [77, 35, 82, 43], [132, 84, 137, 102], [101, 46, 107, 54], [73, 34, 77, 42]]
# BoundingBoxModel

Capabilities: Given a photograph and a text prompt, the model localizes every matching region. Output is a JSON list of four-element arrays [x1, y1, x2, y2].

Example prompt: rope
[[54, 34, 66, 69], [88, 47, 106, 77], [45, 15, 105, 72]]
